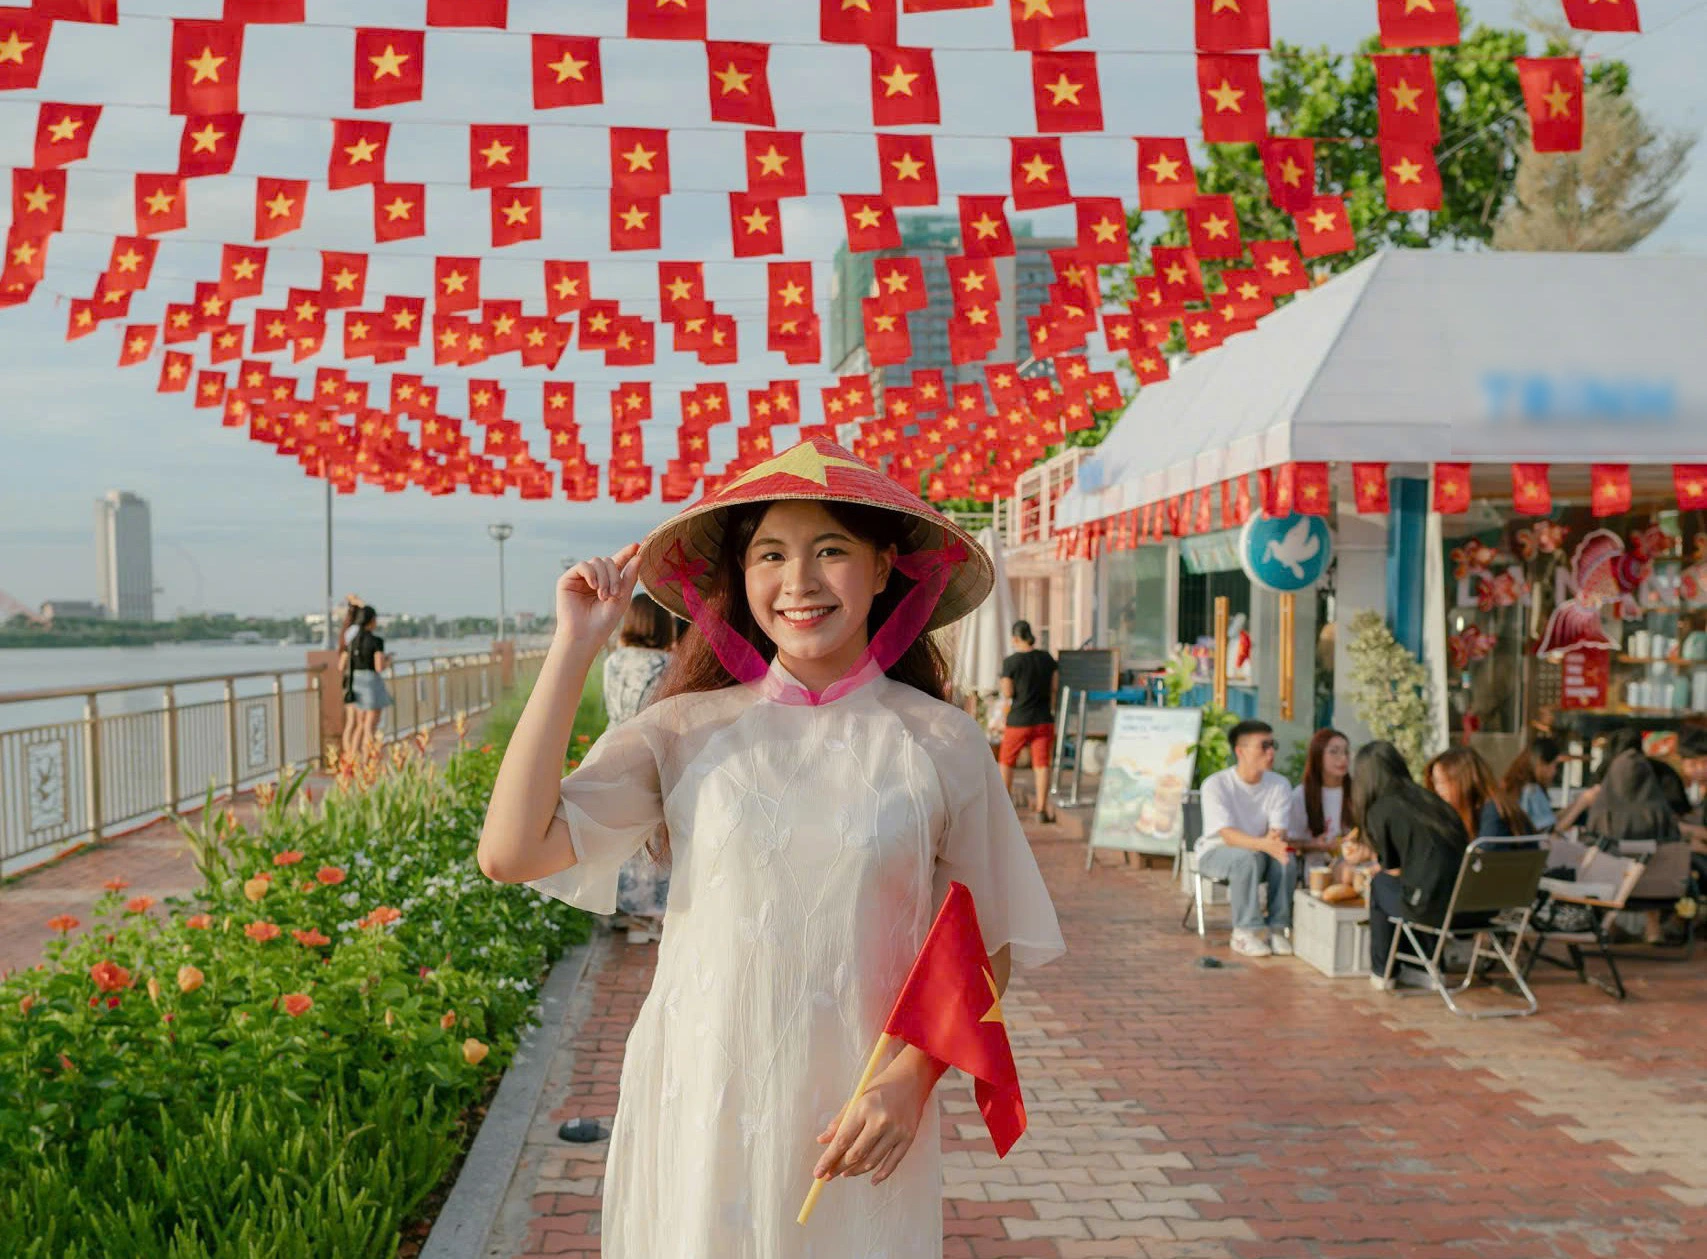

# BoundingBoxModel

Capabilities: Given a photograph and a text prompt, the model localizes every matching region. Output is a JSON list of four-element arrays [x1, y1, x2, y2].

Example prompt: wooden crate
[[1291, 889, 1371, 978]]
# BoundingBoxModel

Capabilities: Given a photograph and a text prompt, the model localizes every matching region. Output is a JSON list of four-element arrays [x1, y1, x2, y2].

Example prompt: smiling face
[[741, 500, 896, 687], [1321, 735, 1351, 786]]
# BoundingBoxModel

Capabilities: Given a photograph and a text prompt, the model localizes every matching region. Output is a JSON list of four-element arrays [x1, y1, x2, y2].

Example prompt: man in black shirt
[[999, 620, 1059, 824]]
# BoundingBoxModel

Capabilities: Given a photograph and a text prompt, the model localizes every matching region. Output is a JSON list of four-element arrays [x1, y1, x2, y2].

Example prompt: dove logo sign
[[1238, 513, 1332, 593]]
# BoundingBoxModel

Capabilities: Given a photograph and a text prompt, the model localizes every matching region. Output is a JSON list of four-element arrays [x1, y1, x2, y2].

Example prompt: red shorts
[[999, 723, 1055, 769]]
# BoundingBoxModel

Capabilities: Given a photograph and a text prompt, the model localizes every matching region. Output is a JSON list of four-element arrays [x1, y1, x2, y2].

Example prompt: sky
[[2, 0, 1702, 622]]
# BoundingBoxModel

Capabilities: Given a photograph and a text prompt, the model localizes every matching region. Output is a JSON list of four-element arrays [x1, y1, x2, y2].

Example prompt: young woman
[[1288, 728, 1350, 849], [603, 591, 677, 943], [338, 599, 366, 760], [1350, 741, 1472, 989], [477, 440, 1064, 1257], [1426, 746, 1532, 838], [341, 605, 391, 752], [1584, 750, 1684, 944], [1501, 736, 1566, 833]]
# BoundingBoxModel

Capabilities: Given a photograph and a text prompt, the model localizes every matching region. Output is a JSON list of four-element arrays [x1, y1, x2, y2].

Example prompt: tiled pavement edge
[[432, 815, 1707, 1257]]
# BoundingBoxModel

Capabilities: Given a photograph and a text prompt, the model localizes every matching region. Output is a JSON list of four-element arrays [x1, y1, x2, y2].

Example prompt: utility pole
[[488, 522, 514, 640], [323, 481, 334, 650]]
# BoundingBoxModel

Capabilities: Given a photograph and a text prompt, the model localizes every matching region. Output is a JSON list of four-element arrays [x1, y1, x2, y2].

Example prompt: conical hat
[[637, 438, 994, 633]]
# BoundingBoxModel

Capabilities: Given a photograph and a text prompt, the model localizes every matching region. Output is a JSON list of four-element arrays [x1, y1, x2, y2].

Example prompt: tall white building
[[94, 491, 154, 622]]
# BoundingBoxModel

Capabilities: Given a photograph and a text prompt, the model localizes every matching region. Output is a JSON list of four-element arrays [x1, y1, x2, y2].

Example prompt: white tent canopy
[[950, 526, 1017, 698], [1055, 250, 1707, 527]]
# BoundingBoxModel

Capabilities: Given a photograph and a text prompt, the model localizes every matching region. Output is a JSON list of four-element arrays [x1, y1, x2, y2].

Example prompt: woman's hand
[[555, 544, 640, 654], [813, 1048, 942, 1187]]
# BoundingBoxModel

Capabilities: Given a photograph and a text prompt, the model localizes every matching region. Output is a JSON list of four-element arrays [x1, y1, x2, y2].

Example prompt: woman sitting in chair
[[1583, 749, 1682, 945]]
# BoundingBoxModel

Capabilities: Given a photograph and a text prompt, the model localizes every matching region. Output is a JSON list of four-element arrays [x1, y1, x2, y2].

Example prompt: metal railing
[[0, 648, 547, 878]]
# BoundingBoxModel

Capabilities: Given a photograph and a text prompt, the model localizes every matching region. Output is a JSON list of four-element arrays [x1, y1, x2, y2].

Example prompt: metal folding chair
[[1381, 838, 1550, 1018]]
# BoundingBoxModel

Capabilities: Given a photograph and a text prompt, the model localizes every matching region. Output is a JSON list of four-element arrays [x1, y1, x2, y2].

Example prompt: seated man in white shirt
[[1196, 719, 1296, 958]]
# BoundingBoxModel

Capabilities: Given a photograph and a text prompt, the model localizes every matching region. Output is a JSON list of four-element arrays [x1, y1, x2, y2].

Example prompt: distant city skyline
[[94, 490, 155, 622]]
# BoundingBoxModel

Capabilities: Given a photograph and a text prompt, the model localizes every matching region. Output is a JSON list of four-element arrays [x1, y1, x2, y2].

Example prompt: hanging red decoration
[[1030, 50, 1102, 132], [1195, 53, 1266, 144], [705, 41, 775, 128], [870, 46, 940, 126], [1515, 58, 1585, 152], [1194, 0, 1269, 52], [531, 34, 602, 108], [1590, 464, 1632, 518], [354, 28, 423, 108], [1376, 0, 1459, 47], [1136, 137, 1197, 210], [1433, 463, 1471, 513], [1511, 463, 1552, 516], [747, 131, 808, 198]]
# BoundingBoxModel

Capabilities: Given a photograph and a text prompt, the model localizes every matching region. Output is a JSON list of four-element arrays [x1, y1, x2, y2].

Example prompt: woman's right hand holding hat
[[555, 543, 641, 654]]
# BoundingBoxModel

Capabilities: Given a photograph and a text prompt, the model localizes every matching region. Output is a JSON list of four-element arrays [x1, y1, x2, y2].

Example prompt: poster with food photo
[[1087, 706, 1204, 859]]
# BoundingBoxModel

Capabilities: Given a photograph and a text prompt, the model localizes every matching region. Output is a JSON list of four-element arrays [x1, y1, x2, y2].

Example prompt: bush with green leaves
[[0, 699, 602, 1258]]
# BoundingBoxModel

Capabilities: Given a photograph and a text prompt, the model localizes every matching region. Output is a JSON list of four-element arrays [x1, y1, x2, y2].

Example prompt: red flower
[[46, 915, 80, 934], [185, 914, 214, 930], [273, 850, 305, 866], [245, 921, 281, 943], [89, 960, 132, 993], [281, 993, 313, 1017], [103, 878, 130, 893], [106, 996, 122, 1009], [124, 896, 156, 914], [292, 928, 331, 948], [315, 866, 346, 886]]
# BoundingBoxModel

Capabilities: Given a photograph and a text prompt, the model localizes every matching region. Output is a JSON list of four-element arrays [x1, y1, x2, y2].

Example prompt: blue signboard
[[1238, 512, 1332, 593]]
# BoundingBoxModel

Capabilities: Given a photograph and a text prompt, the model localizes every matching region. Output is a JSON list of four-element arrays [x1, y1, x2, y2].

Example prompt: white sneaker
[[1230, 928, 1272, 958], [1268, 931, 1294, 956], [1369, 973, 1396, 992]]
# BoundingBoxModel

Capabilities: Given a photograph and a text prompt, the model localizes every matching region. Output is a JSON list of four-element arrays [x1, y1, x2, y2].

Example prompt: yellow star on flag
[[114, 248, 143, 273], [1146, 153, 1183, 183], [124, 335, 148, 356], [201, 293, 225, 317], [1405, 0, 1435, 11], [1163, 262, 1188, 285], [1044, 74, 1083, 106], [777, 280, 806, 305], [503, 198, 533, 226], [547, 49, 588, 82], [525, 325, 546, 347], [493, 312, 516, 335], [442, 270, 469, 294], [10, 240, 37, 266], [1306, 206, 1338, 234], [1190, 320, 1211, 338], [0, 30, 35, 64], [714, 62, 751, 95], [344, 137, 380, 165], [980, 968, 1005, 1025], [479, 139, 514, 167], [959, 271, 987, 292], [872, 313, 898, 333], [349, 320, 370, 341], [618, 204, 649, 231], [383, 195, 415, 222], [1200, 213, 1231, 239], [1237, 280, 1262, 300], [264, 191, 296, 219], [878, 64, 918, 97], [665, 276, 695, 302], [851, 203, 884, 230], [754, 145, 790, 177], [881, 272, 910, 294], [1020, 153, 1055, 184], [970, 213, 1002, 239], [1206, 79, 1245, 112], [21, 184, 54, 214], [842, 0, 873, 10], [231, 257, 259, 281], [185, 46, 226, 84], [1263, 254, 1292, 276], [293, 298, 320, 321], [1542, 81, 1574, 119], [47, 115, 82, 142], [329, 267, 358, 292], [1388, 79, 1422, 113], [188, 122, 226, 153], [889, 151, 925, 181], [1390, 156, 1424, 185], [369, 44, 410, 79], [144, 187, 177, 216], [621, 143, 658, 172], [1278, 156, 1306, 186], [741, 205, 774, 234]]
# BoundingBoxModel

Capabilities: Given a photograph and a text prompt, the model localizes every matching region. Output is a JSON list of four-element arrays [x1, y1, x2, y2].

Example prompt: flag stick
[[797, 1031, 891, 1226]]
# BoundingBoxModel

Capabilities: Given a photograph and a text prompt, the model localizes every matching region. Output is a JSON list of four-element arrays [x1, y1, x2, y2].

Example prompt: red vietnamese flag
[[1151, 245, 1205, 303], [256, 176, 306, 239], [1292, 462, 1330, 516], [1074, 198, 1128, 264], [179, 113, 243, 177], [1010, 0, 1085, 50], [730, 192, 784, 256], [1350, 463, 1389, 514], [1259, 136, 1315, 210], [373, 182, 425, 241], [706, 41, 774, 127], [1377, 0, 1459, 47], [532, 34, 601, 108], [194, 370, 227, 408], [170, 20, 243, 116], [870, 46, 940, 127], [220, 243, 267, 298], [1381, 140, 1441, 211], [873, 257, 926, 311], [1196, 53, 1265, 144], [1187, 194, 1241, 259], [1674, 465, 1707, 511], [1136, 137, 1197, 210], [881, 882, 1026, 1157], [1031, 51, 1102, 132], [470, 123, 528, 188], [611, 127, 670, 196], [105, 236, 158, 292], [1182, 312, 1223, 354], [435, 256, 480, 313], [428, 0, 507, 26], [329, 119, 389, 188], [822, 0, 897, 45], [34, 103, 102, 168], [1562, 0, 1639, 31], [117, 323, 156, 367], [354, 28, 422, 108], [863, 298, 910, 366], [1511, 463, 1551, 516], [1011, 137, 1071, 209], [843, 195, 901, 252], [658, 260, 706, 321], [1516, 58, 1584, 153], [135, 174, 187, 235], [544, 260, 590, 315], [1293, 195, 1354, 257], [1132, 348, 1169, 385], [1250, 239, 1306, 294], [878, 134, 938, 207], [747, 131, 807, 198], [1433, 463, 1471, 513], [250, 310, 289, 353], [320, 250, 366, 308], [1373, 54, 1439, 144], [12, 169, 65, 234], [158, 350, 193, 392], [611, 193, 661, 250], [1195, 0, 1268, 51], [959, 196, 1014, 259], [1590, 464, 1631, 518], [493, 186, 542, 246], [0, 10, 50, 90], [2, 229, 46, 287], [627, 0, 705, 39]]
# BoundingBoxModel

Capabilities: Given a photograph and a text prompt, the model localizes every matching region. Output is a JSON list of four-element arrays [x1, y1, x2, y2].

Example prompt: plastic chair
[[1381, 837, 1550, 1018]]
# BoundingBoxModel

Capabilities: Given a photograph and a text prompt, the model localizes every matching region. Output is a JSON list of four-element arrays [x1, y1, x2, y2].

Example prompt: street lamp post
[[488, 522, 514, 641]]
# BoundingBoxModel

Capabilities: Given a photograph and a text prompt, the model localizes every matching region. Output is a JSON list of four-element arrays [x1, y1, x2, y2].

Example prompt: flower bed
[[0, 690, 602, 1259]]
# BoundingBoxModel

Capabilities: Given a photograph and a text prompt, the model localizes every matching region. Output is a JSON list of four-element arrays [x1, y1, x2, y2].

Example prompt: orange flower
[[146, 977, 161, 1003], [273, 850, 305, 866], [89, 960, 132, 993], [18, 994, 36, 1016], [185, 914, 214, 930], [281, 993, 313, 1017], [244, 921, 281, 943], [124, 896, 156, 914], [315, 866, 346, 886], [299, 880, 317, 892], [177, 965, 204, 994], [359, 906, 402, 929], [243, 876, 271, 903], [462, 1037, 489, 1066], [292, 928, 330, 948], [440, 1010, 457, 1030], [46, 914, 80, 934], [102, 878, 130, 893]]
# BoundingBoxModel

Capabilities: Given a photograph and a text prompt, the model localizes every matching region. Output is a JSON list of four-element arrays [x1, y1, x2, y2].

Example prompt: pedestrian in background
[[998, 620, 1058, 824], [1501, 736, 1567, 833], [341, 605, 391, 753], [603, 591, 675, 943], [338, 594, 366, 759]]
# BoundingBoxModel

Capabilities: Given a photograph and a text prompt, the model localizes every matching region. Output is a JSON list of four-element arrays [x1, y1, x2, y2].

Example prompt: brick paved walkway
[[496, 814, 1707, 1258]]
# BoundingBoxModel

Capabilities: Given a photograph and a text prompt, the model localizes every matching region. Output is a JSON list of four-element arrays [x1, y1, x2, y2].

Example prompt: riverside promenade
[[496, 815, 1707, 1259]]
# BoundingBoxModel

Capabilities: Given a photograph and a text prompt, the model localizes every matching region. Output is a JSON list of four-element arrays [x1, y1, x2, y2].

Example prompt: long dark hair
[[652, 499, 949, 705], [619, 591, 675, 650], [1301, 728, 1348, 838], [1426, 747, 1531, 837], [1501, 735, 1563, 798], [1585, 749, 1680, 845], [1348, 740, 1413, 832]]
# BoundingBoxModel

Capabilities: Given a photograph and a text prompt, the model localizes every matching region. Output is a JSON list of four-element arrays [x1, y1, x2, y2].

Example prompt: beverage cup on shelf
[[1307, 867, 1331, 897]]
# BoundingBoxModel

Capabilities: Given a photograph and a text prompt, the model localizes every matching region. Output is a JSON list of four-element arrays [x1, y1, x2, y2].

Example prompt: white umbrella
[[951, 526, 1018, 701]]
